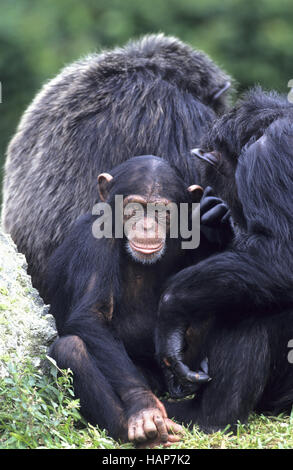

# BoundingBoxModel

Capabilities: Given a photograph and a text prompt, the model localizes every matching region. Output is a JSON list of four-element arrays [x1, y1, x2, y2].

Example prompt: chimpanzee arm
[[156, 248, 291, 394], [60, 297, 158, 412]]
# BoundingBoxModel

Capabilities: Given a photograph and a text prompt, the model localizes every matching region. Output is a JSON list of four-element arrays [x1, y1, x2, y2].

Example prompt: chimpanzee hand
[[161, 355, 210, 399], [200, 186, 233, 246], [157, 327, 210, 399], [127, 394, 183, 447]]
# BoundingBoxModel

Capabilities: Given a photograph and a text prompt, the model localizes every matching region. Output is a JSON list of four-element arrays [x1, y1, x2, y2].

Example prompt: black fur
[[156, 88, 293, 432], [2, 34, 232, 300], [47, 155, 226, 442]]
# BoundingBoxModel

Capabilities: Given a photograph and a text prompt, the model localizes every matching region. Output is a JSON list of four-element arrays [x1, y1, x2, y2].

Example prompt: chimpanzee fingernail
[[193, 371, 210, 383]]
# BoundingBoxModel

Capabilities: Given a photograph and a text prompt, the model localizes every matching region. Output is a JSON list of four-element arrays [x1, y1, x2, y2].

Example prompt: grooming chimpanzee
[[47, 155, 231, 446], [2, 33, 232, 301], [156, 88, 293, 432]]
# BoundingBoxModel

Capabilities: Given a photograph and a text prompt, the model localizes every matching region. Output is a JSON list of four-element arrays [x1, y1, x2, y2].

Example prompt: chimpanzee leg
[[49, 335, 128, 441], [164, 319, 271, 433]]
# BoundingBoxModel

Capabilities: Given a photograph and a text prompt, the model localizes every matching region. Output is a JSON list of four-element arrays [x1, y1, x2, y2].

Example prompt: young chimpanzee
[[156, 88, 293, 432], [47, 155, 230, 446]]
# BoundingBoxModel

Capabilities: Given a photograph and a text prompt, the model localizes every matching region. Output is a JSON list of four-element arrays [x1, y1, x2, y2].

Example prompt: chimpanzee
[[47, 155, 231, 446], [2, 33, 232, 301], [156, 88, 293, 432]]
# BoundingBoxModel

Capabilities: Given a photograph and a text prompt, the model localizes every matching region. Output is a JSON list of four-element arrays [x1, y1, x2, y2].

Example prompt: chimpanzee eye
[[124, 203, 144, 219], [158, 212, 170, 224], [126, 210, 140, 220]]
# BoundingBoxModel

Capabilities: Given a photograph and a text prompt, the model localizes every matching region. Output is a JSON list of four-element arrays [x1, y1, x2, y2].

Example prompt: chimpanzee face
[[96, 156, 202, 265], [122, 195, 171, 265]]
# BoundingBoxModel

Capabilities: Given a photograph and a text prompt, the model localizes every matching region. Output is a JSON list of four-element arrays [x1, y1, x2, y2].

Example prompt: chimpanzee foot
[[128, 402, 183, 446], [134, 417, 184, 448]]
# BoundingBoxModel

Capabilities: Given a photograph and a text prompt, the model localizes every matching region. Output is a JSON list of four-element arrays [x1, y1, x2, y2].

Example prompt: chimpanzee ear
[[210, 81, 231, 101], [98, 173, 113, 201], [187, 184, 203, 203]]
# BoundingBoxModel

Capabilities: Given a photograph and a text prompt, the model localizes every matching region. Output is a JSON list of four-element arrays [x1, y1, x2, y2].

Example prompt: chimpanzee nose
[[143, 216, 156, 231]]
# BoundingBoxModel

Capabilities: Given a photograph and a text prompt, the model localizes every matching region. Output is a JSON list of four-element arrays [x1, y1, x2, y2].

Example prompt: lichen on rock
[[0, 228, 57, 377]]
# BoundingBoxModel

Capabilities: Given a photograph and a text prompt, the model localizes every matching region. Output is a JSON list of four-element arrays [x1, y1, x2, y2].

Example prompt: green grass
[[0, 357, 292, 449]]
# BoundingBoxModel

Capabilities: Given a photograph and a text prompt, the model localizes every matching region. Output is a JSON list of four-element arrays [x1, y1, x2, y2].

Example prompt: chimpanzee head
[[191, 87, 293, 228], [121, 34, 233, 115], [97, 155, 202, 264]]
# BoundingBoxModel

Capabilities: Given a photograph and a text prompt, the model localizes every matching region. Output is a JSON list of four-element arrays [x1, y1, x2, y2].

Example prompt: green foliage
[[0, 357, 127, 449], [173, 412, 293, 449], [0, 36, 37, 180]]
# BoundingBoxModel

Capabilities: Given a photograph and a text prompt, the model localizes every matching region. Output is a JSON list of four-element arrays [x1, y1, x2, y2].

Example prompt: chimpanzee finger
[[170, 377, 206, 398], [161, 433, 182, 447], [202, 186, 214, 198], [134, 418, 148, 443], [172, 360, 210, 385], [221, 209, 231, 224], [161, 424, 184, 446], [142, 411, 158, 439], [128, 423, 135, 442], [169, 381, 190, 398], [166, 434, 182, 442], [201, 195, 224, 213], [201, 203, 229, 226], [185, 369, 211, 384], [163, 366, 187, 398], [165, 418, 184, 436], [200, 357, 209, 375], [154, 414, 169, 442]]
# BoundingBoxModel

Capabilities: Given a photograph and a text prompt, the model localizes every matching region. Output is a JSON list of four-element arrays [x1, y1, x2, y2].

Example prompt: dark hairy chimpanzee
[[2, 33, 232, 301], [47, 155, 230, 446], [156, 88, 293, 433]]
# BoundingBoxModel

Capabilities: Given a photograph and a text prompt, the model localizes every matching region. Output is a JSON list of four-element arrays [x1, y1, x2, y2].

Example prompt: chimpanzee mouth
[[129, 240, 165, 254], [126, 240, 166, 264]]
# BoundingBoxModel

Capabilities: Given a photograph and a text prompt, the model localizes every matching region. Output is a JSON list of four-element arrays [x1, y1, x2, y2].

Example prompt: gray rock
[[0, 228, 57, 377]]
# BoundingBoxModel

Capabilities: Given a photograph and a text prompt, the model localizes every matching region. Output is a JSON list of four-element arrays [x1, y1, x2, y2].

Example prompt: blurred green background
[[1, 0, 293, 195]]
